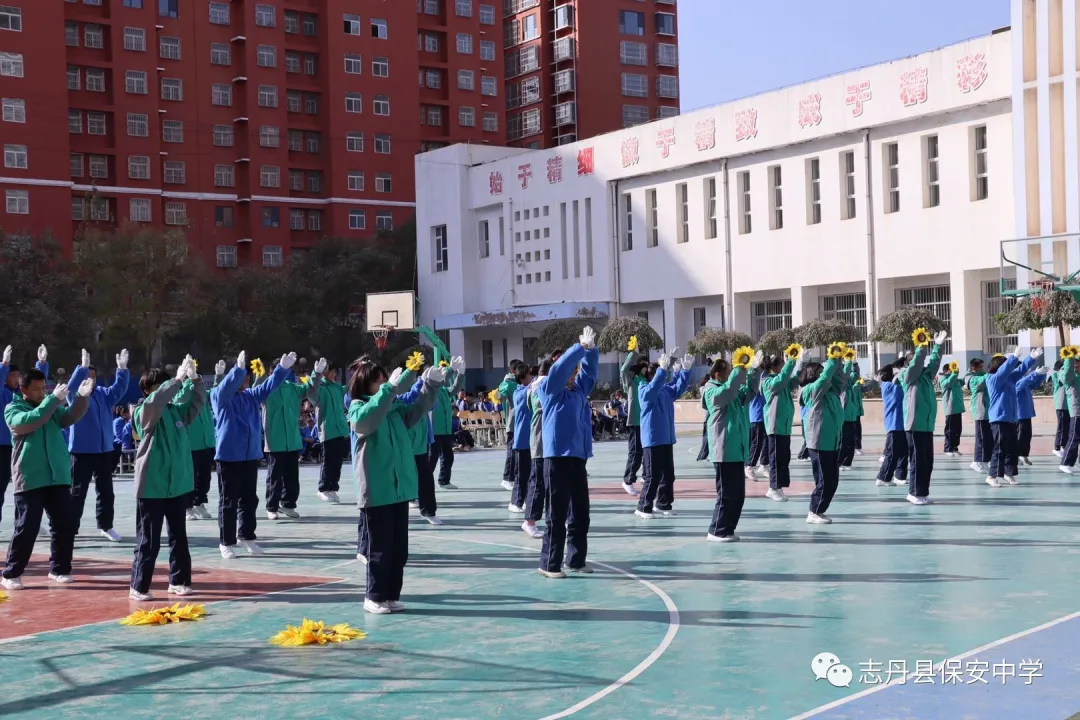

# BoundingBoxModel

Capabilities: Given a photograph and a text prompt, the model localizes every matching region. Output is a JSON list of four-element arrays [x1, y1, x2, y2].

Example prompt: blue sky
[[678, 0, 1011, 111]]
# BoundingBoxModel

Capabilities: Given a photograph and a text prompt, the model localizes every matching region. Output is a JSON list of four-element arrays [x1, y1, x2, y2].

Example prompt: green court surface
[[1, 429, 1079, 720]]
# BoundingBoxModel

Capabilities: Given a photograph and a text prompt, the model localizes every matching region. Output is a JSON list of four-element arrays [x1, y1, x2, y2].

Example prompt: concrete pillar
[[951, 270, 983, 367], [875, 277, 897, 364], [733, 294, 752, 336], [791, 286, 819, 325], [663, 297, 678, 352]]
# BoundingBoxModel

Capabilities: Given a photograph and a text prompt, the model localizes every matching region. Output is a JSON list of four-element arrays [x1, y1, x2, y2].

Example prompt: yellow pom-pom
[[827, 342, 847, 360], [911, 327, 930, 348], [269, 618, 367, 646], [948, 361, 959, 374], [856, 377, 865, 385], [732, 346, 755, 369], [192, 359, 198, 370], [487, 389, 500, 404], [627, 335, 639, 352], [0, 590, 7, 603], [250, 358, 266, 377], [406, 351, 425, 372], [1061, 346, 1079, 360], [120, 603, 206, 626], [784, 343, 803, 360]]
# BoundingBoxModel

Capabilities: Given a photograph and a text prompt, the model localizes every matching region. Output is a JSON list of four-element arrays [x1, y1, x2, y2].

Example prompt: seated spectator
[[453, 411, 475, 451], [606, 392, 627, 435], [113, 405, 135, 471], [300, 412, 322, 463], [592, 406, 617, 441]]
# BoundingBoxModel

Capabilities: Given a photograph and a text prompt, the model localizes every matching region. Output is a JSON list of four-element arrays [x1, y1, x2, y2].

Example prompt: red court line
[[0, 555, 337, 640]]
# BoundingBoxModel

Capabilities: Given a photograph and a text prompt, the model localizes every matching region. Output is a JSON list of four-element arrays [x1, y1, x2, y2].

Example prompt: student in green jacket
[[799, 353, 843, 524], [316, 364, 349, 504], [181, 360, 222, 521], [900, 330, 949, 504], [128, 357, 206, 601], [762, 348, 803, 502], [939, 361, 965, 456], [838, 354, 861, 470], [264, 358, 325, 520], [348, 356, 446, 615], [966, 357, 991, 473], [620, 349, 650, 494], [429, 357, 466, 490], [1, 370, 94, 591], [1057, 350, 1080, 473], [498, 361, 521, 491], [1053, 358, 1070, 456], [704, 352, 760, 542]]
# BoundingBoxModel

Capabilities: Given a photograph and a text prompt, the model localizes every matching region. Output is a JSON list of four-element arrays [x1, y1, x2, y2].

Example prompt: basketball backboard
[[366, 291, 416, 331]]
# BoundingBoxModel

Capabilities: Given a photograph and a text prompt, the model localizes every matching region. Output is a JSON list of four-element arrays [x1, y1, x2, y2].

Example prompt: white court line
[[789, 608, 1080, 719], [449, 536, 681, 720]]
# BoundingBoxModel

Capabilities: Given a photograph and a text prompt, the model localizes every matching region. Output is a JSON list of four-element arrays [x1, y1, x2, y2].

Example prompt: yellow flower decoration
[[269, 618, 366, 647], [406, 351, 425, 372], [487, 389, 500, 405], [948, 361, 959, 374], [299, 375, 310, 384], [843, 346, 858, 361], [250, 358, 266, 377], [627, 335, 639, 352], [827, 342, 847, 360], [120, 603, 206, 626], [1061, 346, 1079, 360], [438, 360, 450, 368], [192, 359, 198, 370], [784, 343, 802, 360], [856, 377, 865, 385], [732, 346, 755, 369], [911, 327, 930, 348]]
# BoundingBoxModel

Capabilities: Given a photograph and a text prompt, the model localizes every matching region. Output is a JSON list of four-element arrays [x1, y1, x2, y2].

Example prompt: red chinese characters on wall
[[621, 138, 640, 168], [845, 80, 872, 118], [546, 156, 563, 184], [656, 128, 676, 158], [517, 164, 532, 189], [899, 67, 928, 107], [734, 109, 758, 141], [956, 53, 988, 94], [489, 171, 503, 196], [798, 93, 822, 128], [577, 147, 594, 176], [694, 118, 716, 151]]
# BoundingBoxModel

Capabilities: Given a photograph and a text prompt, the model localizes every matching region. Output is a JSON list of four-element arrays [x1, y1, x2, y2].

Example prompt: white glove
[[52, 383, 69, 402], [681, 353, 694, 372], [933, 330, 948, 345], [175, 357, 190, 382], [423, 366, 447, 385], [37, 345, 47, 364], [450, 356, 466, 375], [1, 346, 10, 364], [751, 350, 764, 369], [388, 367, 407, 387], [236, 351, 246, 370], [280, 352, 297, 370], [186, 356, 199, 380], [1037, 365, 1050, 375], [116, 349, 129, 371], [897, 350, 906, 359], [215, 359, 227, 376], [77, 378, 95, 397], [80, 349, 90, 369], [1031, 347, 1044, 360], [579, 326, 597, 350], [1012, 345, 1025, 359], [672, 361, 683, 374], [314, 357, 328, 375], [658, 353, 673, 371]]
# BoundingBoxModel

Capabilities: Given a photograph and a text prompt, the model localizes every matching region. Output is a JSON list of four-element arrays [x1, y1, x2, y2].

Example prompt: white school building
[[415, 1, 1080, 389]]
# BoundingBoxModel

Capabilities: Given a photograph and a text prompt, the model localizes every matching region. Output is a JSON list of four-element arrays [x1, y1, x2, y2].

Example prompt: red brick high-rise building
[[0, 0, 678, 266]]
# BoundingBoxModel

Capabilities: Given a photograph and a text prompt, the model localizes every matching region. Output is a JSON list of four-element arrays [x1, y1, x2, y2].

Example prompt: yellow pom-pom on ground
[[120, 603, 206, 626], [0, 590, 8, 603], [406, 351, 425, 372], [784, 343, 802, 360], [627, 335, 639, 352], [911, 327, 930, 348], [269, 618, 367, 647], [732, 346, 755, 369], [827, 342, 847, 360]]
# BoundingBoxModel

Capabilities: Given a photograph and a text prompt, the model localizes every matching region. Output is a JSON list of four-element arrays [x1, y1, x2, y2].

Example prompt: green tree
[[537, 319, 591, 356], [995, 290, 1080, 347], [797, 319, 861, 349], [597, 315, 662, 354], [757, 327, 799, 355], [869, 307, 948, 344], [687, 329, 755, 358]]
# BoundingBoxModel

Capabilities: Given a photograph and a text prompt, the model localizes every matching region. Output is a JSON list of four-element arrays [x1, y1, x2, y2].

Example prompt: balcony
[[553, 101, 575, 127], [552, 38, 574, 63], [656, 43, 678, 67], [553, 69, 574, 94]]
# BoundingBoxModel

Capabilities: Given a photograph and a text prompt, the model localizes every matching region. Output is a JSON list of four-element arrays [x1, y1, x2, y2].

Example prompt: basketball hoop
[[372, 325, 392, 351], [1029, 279, 1056, 317]]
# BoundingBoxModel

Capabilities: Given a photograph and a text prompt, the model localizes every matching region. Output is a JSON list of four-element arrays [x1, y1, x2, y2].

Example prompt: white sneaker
[[755, 465, 769, 477], [765, 488, 788, 502], [267, 511, 279, 520], [408, 500, 419, 509], [634, 509, 654, 520], [622, 483, 639, 496], [507, 503, 524, 513], [659, 508, 678, 517], [101, 528, 122, 542], [706, 533, 740, 542], [318, 492, 334, 502], [168, 584, 194, 596], [1004, 476, 1019, 485], [1054, 449, 1064, 458], [906, 494, 929, 506], [854, 450, 864, 456], [879, 456, 885, 464], [875, 479, 896, 487], [196, 504, 213, 520], [129, 588, 153, 601], [970, 462, 984, 473], [386, 600, 405, 613], [806, 513, 832, 524], [744, 467, 756, 482], [565, 565, 594, 574], [922, 496, 935, 505], [1020, 457, 1032, 466], [364, 598, 392, 615], [985, 476, 1002, 488], [954, 451, 964, 457], [980, 462, 990, 473], [185, 508, 199, 521], [521, 521, 542, 538], [839, 466, 850, 473], [440, 483, 458, 490], [279, 508, 299, 519], [239, 539, 264, 556], [1060, 465, 1075, 475], [356, 553, 368, 565], [48, 573, 74, 584], [1, 577, 24, 591], [500, 480, 514, 491], [328, 491, 340, 503], [424, 515, 443, 525], [944, 451, 954, 457], [219, 544, 236, 559], [538, 569, 567, 579]]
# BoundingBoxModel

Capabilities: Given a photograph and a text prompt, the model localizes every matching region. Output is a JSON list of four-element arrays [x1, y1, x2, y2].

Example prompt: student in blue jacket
[[210, 350, 294, 559], [66, 348, 131, 543], [1017, 364, 1050, 467], [876, 359, 908, 487], [536, 327, 598, 578], [745, 387, 768, 481], [635, 350, 692, 519], [985, 346, 1039, 487], [0, 343, 48, 524], [509, 363, 535, 514]]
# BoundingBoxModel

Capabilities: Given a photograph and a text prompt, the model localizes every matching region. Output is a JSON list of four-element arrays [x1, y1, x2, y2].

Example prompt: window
[[619, 10, 644, 35], [973, 125, 989, 201], [480, 4, 495, 24], [86, 0, 103, 6], [208, 125, 233, 148], [483, 112, 498, 132], [163, 161, 185, 183], [3, 144, 26, 169], [68, 110, 82, 134], [522, 13, 539, 41], [375, 173, 391, 193], [676, 183, 688, 243], [1, 97, 24, 123], [67, 69, 82, 94], [162, 119, 183, 142], [5, 189, 28, 214], [656, 43, 678, 67], [286, 91, 301, 113], [347, 171, 364, 191], [257, 45, 276, 68], [983, 279, 1017, 354], [623, 194, 633, 250], [807, 158, 821, 225], [897, 285, 952, 353], [213, 164, 234, 187], [344, 13, 361, 34], [260, 166, 280, 188], [658, 106, 679, 119], [284, 11, 299, 33], [216, 206, 234, 227], [0, 6, 22, 32], [433, 225, 448, 271], [212, 83, 232, 106], [739, 171, 752, 234], [656, 12, 676, 34], [289, 208, 304, 229], [262, 246, 283, 268], [657, 75, 678, 99], [374, 134, 391, 154], [704, 178, 717, 239], [129, 198, 151, 223], [0, 52, 22, 78], [307, 171, 322, 193], [158, 0, 179, 19], [305, 93, 319, 114], [72, 197, 85, 222], [372, 56, 388, 77], [425, 70, 441, 88], [622, 104, 648, 128], [257, 85, 278, 108], [752, 300, 793, 343], [84, 24, 104, 49], [124, 27, 146, 52], [820, 293, 869, 357], [423, 0, 439, 15], [349, 210, 366, 230], [459, 106, 475, 127], [86, 69, 106, 93], [925, 135, 940, 208], [621, 73, 647, 98], [647, 189, 658, 247], [159, 36, 180, 60], [479, 76, 497, 97], [555, 4, 574, 29], [305, 132, 320, 153], [370, 18, 387, 39], [553, 37, 574, 61], [128, 155, 150, 180], [346, 132, 364, 152], [284, 51, 301, 73], [376, 212, 393, 231], [89, 197, 111, 222], [89, 154, 108, 178], [209, 2, 230, 25], [842, 150, 856, 220], [302, 14, 317, 36], [288, 168, 303, 189], [70, 153, 84, 177], [373, 95, 390, 115], [456, 0, 472, 15], [216, 245, 237, 268], [126, 70, 147, 94], [458, 70, 474, 91], [885, 142, 899, 213], [554, 101, 574, 127], [66, 21, 80, 47], [262, 207, 280, 227], [254, 4, 275, 27], [345, 93, 362, 113], [456, 33, 473, 54], [480, 40, 495, 61], [161, 78, 183, 101], [258, 125, 278, 147], [478, 220, 490, 258], [87, 112, 106, 135], [307, 210, 322, 231], [344, 53, 362, 74]]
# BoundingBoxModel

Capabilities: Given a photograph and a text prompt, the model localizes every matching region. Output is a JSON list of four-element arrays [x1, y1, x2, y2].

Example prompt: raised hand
[[933, 330, 948, 346], [1, 345, 10, 364], [1013, 345, 1025, 359], [681, 353, 694, 372], [236, 351, 246, 370], [672, 361, 683, 375], [186, 356, 199, 380], [423, 366, 447, 385], [658, 353, 673, 371], [579, 326, 597, 350], [80, 349, 90, 369], [37, 345, 47, 364], [77, 378, 95, 397], [52, 383, 70, 402], [116, 349, 129, 371], [1037, 365, 1051, 375], [175, 357, 190, 381], [450, 356, 466, 375], [751, 350, 764, 369], [1031, 347, 1044, 360], [280, 352, 298, 370], [314, 357, 328, 375], [388, 367, 407, 387], [215, 359, 227, 376]]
